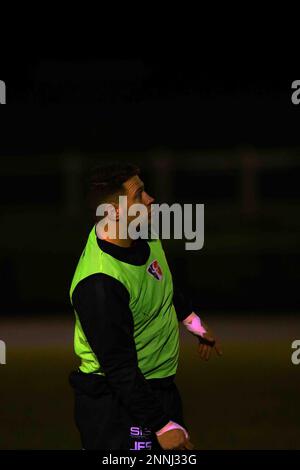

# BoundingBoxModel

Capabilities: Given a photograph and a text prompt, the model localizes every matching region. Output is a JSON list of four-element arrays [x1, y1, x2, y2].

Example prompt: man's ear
[[106, 202, 119, 221], [114, 203, 120, 221]]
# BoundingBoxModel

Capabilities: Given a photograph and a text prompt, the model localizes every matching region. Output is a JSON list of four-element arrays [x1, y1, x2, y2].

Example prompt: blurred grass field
[[0, 315, 300, 449]]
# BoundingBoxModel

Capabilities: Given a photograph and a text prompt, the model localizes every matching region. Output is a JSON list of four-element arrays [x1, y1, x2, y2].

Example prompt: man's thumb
[[184, 439, 195, 450]]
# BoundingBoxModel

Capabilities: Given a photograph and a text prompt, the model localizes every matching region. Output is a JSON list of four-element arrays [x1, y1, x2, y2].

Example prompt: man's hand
[[156, 429, 195, 450], [197, 321, 222, 361]]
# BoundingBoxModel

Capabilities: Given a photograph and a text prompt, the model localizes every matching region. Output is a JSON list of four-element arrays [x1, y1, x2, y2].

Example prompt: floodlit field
[[0, 315, 299, 449]]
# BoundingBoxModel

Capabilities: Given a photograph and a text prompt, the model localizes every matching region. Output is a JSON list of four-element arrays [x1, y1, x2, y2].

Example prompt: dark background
[[0, 62, 299, 449], [0, 62, 299, 313]]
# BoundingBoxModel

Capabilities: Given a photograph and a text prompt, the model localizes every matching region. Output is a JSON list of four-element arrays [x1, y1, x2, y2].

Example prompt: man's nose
[[144, 192, 155, 205]]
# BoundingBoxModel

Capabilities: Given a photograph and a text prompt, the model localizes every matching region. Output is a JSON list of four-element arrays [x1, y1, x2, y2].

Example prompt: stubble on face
[[123, 175, 144, 201]]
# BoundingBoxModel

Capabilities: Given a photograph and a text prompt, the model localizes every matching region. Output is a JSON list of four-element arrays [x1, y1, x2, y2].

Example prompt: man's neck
[[96, 227, 135, 248], [103, 236, 135, 248]]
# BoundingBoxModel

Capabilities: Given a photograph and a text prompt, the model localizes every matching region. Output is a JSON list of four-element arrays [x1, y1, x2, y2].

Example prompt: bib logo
[[147, 260, 163, 281], [0, 80, 6, 104]]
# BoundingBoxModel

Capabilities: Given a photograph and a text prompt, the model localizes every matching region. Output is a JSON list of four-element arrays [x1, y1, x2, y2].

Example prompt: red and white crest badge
[[147, 259, 163, 280]]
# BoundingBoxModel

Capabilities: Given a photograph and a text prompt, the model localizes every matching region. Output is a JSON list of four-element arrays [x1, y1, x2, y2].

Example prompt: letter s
[[130, 427, 140, 436], [291, 80, 300, 105], [291, 340, 300, 365]]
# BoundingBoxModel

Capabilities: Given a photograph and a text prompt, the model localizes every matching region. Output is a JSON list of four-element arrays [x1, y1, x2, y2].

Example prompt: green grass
[[0, 347, 81, 449], [1, 340, 299, 449], [177, 340, 300, 449]]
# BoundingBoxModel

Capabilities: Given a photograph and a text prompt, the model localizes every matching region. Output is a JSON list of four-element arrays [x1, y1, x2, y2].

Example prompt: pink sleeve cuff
[[182, 312, 207, 337], [155, 421, 189, 440]]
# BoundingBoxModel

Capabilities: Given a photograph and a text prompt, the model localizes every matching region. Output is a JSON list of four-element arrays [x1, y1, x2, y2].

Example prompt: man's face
[[122, 175, 155, 224]]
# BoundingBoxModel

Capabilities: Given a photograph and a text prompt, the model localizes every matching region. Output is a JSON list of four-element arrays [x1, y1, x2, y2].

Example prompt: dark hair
[[87, 162, 140, 222]]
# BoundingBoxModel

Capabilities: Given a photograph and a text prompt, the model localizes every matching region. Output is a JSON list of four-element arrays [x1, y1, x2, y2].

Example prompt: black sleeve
[[72, 273, 170, 432], [162, 245, 194, 323], [167, 259, 193, 322], [172, 279, 194, 322]]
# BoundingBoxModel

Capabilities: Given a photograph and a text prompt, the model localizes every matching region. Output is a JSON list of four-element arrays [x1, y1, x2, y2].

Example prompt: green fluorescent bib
[[69, 226, 179, 379]]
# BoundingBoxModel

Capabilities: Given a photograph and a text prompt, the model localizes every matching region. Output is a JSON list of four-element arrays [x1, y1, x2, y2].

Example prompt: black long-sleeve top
[[69, 236, 193, 432]]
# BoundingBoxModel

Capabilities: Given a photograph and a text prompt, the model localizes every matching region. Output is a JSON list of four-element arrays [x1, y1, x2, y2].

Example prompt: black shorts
[[69, 370, 187, 451]]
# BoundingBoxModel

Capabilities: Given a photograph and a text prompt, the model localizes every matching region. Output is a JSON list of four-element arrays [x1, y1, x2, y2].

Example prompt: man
[[69, 162, 222, 451]]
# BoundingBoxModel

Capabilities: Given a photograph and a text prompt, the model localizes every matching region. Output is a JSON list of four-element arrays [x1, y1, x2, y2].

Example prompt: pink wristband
[[155, 421, 189, 440], [183, 312, 207, 337]]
